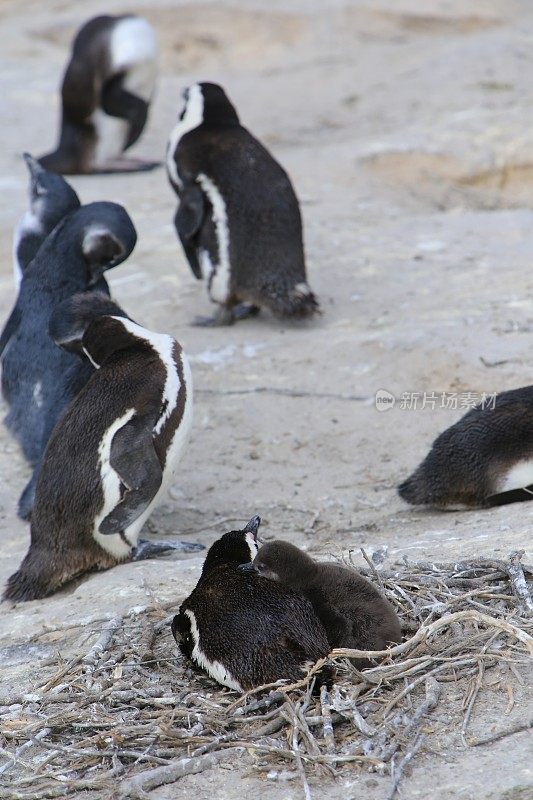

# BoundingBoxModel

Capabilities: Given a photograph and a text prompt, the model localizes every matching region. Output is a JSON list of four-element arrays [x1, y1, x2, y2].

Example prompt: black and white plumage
[[39, 15, 158, 174], [0, 201, 137, 519], [172, 516, 331, 691], [166, 82, 320, 326], [242, 540, 402, 664], [13, 154, 80, 289], [399, 386, 533, 509], [3, 299, 200, 602]]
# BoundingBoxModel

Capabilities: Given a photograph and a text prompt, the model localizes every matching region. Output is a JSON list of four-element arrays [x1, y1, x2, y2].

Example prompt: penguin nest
[[1, 553, 532, 800]]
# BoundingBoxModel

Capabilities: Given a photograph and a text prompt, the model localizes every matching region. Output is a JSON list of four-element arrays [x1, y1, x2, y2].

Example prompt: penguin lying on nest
[[166, 82, 320, 326], [39, 15, 158, 174], [172, 517, 331, 691], [0, 200, 136, 520], [12, 153, 80, 289], [398, 386, 533, 509], [240, 540, 401, 665], [3, 292, 201, 602]]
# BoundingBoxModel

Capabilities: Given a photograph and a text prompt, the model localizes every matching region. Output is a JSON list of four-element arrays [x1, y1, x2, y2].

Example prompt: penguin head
[[202, 516, 261, 575], [240, 540, 317, 583], [23, 152, 80, 227], [49, 292, 129, 356], [72, 202, 137, 287], [81, 316, 149, 368], [179, 82, 240, 129]]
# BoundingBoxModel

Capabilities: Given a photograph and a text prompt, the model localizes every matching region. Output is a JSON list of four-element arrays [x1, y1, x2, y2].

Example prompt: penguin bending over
[[13, 154, 80, 289], [3, 296, 200, 602], [399, 386, 533, 509], [166, 82, 320, 326], [0, 202, 136, 520], [39, 15, 158, 174], [240, 541, 401, 664], [172, 516, 331, 691]]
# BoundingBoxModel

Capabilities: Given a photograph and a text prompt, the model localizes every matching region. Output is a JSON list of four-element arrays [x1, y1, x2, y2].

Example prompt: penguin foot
[[132, 538, 204, 561], [232, 303, 260, 321], [192, 304, 259, 327], [92, 158, 161, 174], [192, 308, 235, 327]]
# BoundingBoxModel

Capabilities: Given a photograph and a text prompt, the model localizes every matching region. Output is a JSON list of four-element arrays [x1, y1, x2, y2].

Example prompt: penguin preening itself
[[240, 541, 401, 663], [39, 15, 158, 174], [13, 154, 80, 289], [166, 82, 320, 326], [3, 297, 201, 602], [0, 202, 136, 520], [172, 516, 331, 691], [399, 386, 533, 509]]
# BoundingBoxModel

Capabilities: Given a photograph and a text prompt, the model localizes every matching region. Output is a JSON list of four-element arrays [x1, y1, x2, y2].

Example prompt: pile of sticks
[[0, 551, 531, 800]]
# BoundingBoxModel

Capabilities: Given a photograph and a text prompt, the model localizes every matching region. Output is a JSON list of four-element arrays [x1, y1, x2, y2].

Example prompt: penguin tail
[[3, 568, 49, 602], [3, 550, 53, 602], [397, 472, 428, 506], [268, 282, 321, 319]]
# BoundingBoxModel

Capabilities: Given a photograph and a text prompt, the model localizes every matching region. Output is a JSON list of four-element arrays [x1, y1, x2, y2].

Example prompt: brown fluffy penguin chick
[[172, 517, 331, 691], [244, 540, 401, 663], [398, 386, 533, 509]]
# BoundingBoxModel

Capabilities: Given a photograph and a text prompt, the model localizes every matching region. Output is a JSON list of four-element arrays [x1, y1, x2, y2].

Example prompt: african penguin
[[241, 540, 401, 664], [399, 385, 533, 509], [166, 82, 320, 326], [39, 15, 158, 174], [3, 298, 200, 602], [172, 516, 331, 691], [0, 201, 136, 520], [13, 153, 80, 289]]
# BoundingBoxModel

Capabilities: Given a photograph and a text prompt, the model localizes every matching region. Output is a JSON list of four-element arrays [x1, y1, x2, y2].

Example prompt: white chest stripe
[[12, 209, 43, 289], [245, 532, 259, 561], [93, 408, 136, 559], [197, 173, 231, 304], [112, 317, 181, 435], [110, 17, 157, 102], [91, 109, 129, 163], [166, 84, 204, 189], [497, 459, 533, 494], [184, 609, 243, 692]]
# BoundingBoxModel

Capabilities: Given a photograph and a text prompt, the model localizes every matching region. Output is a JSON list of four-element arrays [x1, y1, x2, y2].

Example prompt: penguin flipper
[[101, 74, 149, 150], [0, 304, 21, 356], [98, 418, 163, 535], [174, 186, 205, 279]]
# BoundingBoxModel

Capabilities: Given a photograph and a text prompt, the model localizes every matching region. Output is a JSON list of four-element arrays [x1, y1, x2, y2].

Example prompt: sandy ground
[[0, 0, 532, 797]]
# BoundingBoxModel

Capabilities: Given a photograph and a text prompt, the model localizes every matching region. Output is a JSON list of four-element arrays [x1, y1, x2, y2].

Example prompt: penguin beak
[[23, 152, 44, 177], [243, 515, 261, 541], [237, 562, 258, 573], [23, 152, 47, 197]]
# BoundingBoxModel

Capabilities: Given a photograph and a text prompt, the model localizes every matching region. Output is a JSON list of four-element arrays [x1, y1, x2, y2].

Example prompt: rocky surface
[[0, 1, 531, 798]]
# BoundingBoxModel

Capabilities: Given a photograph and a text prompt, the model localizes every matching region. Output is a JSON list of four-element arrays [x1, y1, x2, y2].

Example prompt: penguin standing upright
[[172, 516, 331, 691], [166, 82, 320, 325], [398, 386, 533, 509], [39, 15, 158, 174], [13, 154, 80, 288], [241, 540, 402, 662], [3, 294, 200, 602], [0, 202, 136, 519]]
